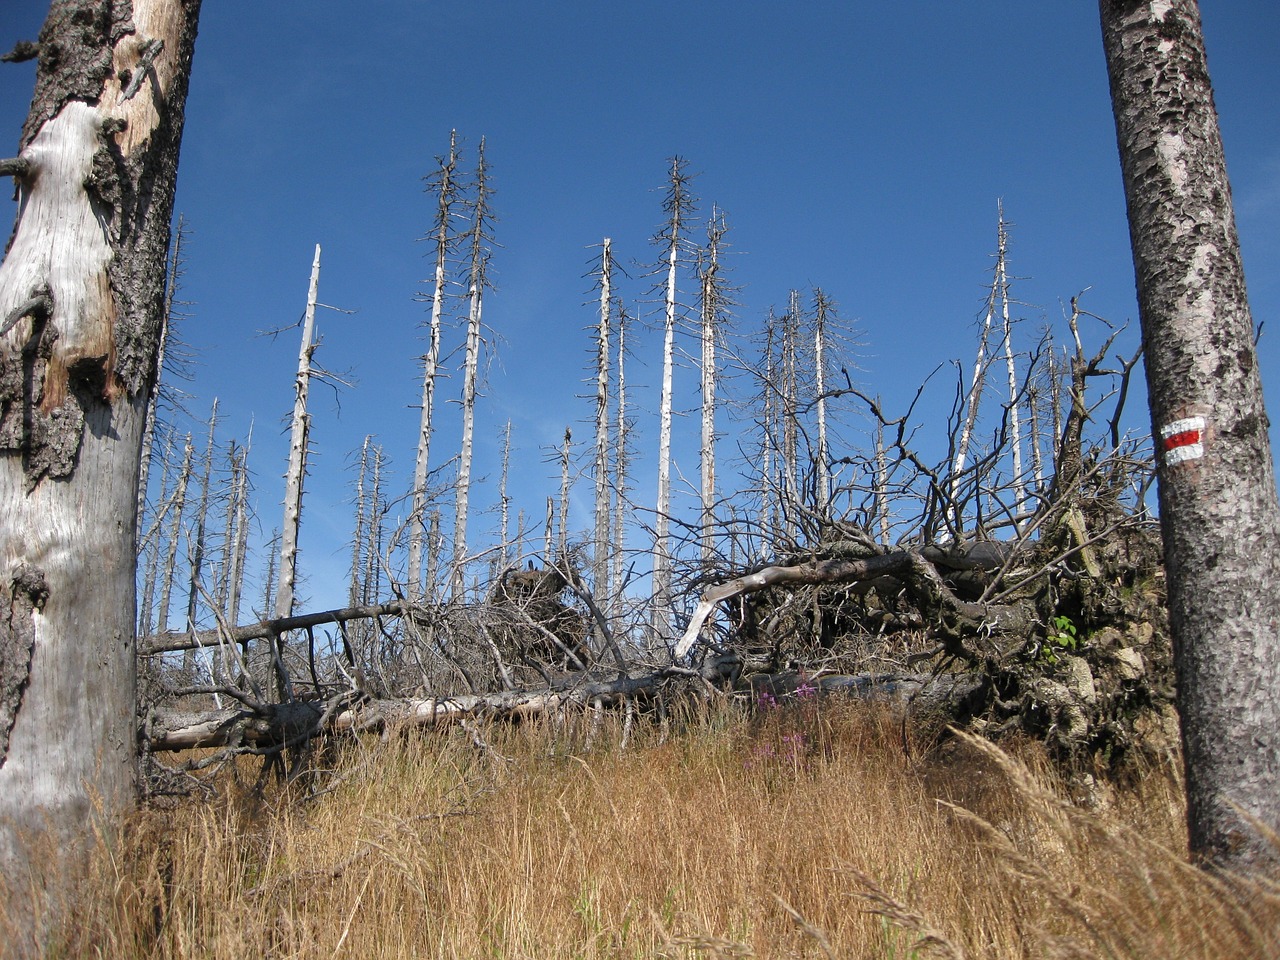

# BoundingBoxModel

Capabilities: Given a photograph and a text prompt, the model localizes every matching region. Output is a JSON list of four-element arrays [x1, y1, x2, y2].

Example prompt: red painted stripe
[[1163, 429, 1201, 450]]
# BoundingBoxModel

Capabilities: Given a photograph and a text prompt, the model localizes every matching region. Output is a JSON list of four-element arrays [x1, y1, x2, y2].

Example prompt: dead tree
[[0, 1, 203, 944], [592, 239, 613, 605], [453, 137, 495, 598], [408, 132, 460, 600], [157, 434, 194, 632], [698, 210, 731, 566], [181, 401, 217, 673], [651, 157, 697, 639], [276, 245, 321, 621], [137, 212, 192, 528]]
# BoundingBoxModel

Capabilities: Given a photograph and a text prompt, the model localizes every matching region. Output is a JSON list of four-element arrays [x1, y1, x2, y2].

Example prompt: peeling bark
[[0, 0, 202, 947]]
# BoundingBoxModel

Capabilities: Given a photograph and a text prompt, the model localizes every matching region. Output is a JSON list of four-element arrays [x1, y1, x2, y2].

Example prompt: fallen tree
[[144, 664, 983, 753]]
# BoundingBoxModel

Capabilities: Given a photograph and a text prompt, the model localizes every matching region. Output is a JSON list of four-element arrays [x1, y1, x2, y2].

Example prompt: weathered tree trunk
[[1100, 0, 1280, 869], [759, 309, 778, 555], [137, 428, 175, 635], [214, 437, 238, 614], [181, 400, 216, 673], [225, 429, 250, 628], [350, 435, 370, 607], [408, 132, 458, 600], [593, 239, 612, 601], [952, 236, 998, 528], [995, 204, 1026, 519], [557, 426, 572, 558], [499, 420, 512, 569], [0, 0, 201, 946], [611, 307, 631, 609], [812, 288, 833, 523], [874, 400, 890, 544], [652, 158, 694, 639], [276, 245, 321, 621], [136, 212, 187, 526], [157, 432, 193, 631], [699, 212, 727, 566], [453, 137, 493, 598], [780, 291, 800, 541]]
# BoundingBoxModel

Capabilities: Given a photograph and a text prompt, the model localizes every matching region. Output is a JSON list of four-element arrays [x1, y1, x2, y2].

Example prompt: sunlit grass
[[33, 695, 1280, 958]]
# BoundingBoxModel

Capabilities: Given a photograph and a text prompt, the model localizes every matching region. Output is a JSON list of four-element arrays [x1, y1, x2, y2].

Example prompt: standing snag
[[0, 0, 203, 946]]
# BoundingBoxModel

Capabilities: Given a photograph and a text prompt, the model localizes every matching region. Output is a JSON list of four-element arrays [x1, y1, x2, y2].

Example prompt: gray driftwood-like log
[[145, 668, 977, 753]]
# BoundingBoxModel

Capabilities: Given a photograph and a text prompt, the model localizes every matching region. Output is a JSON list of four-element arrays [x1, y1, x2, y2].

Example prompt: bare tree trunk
[[276, 245, 320, 620], [157, 434, 194, 632], [874, 403, 890, 545], [137, 213, 188, 527], [611, 307, 631, 608], [760, 310, 778, 556], [425, 507, 441, 596], [366, 445, 384, 606], [214, 438, 237, 615], [454, 138, 492, 598], [225, 434, 250, 629], [593, 239, 612, 599], [350, 436, 370, 608], [952, 242, 999, 529], [138, 428, 175, 636], [408, 132, 458, 599], [812, 288, 833, 524], [499, 420, 512, 570], [1101, 0, 1280, 869], [181, 400, 216, 674], [699, 211, 727, 566], [543, 496, 554, 561], [652, 158, 694, 639], [781, 291, 801, 542], [558, 426, 572, 558], [0, 1, 202, 945], [995, 204, 1026, 518]]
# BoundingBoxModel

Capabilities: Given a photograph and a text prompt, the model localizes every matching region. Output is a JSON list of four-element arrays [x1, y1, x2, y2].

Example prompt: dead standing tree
[[651, 157, 697, 641], [408, 132, 460, 602], [0, 0, 202, 946]]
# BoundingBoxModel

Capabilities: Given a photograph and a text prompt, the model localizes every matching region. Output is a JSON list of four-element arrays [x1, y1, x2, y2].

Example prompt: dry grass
[[18, 696, 1280, 958]]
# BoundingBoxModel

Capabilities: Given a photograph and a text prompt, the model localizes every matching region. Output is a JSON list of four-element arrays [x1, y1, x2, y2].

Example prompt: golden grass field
[[18, 695, 1280, 958]]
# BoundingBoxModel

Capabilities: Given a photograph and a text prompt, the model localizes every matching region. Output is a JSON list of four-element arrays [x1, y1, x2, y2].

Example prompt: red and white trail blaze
[[1160, 416, 1205, 466]]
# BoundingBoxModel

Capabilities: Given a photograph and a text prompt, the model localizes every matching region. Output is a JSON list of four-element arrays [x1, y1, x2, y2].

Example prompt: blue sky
[[2, 2, 1278, 614]]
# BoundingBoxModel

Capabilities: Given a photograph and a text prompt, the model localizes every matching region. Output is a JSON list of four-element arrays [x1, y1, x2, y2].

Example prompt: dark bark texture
[[1101, 0, 1280, 869], [0, 0, 202, 949]]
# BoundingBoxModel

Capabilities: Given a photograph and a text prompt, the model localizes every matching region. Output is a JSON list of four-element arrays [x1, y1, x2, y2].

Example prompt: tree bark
[[453, 137, 492, 598], [276, 245, 320, 621], [652, 158, 692, 640], [0, 0, 202, 946], [593, 239, 612, 602], [1100, 0, 1280, 869], [408, 132, 458, 599]]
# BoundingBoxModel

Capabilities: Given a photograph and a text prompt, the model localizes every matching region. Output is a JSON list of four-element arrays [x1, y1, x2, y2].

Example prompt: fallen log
[[146, 671, 674, 751], [139, 600, 407, 655], [144, 668, 981, 752]]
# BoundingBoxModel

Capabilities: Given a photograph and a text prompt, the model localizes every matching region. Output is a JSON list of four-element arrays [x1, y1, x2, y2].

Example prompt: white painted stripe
[[1165, 442, 1204, 465]]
